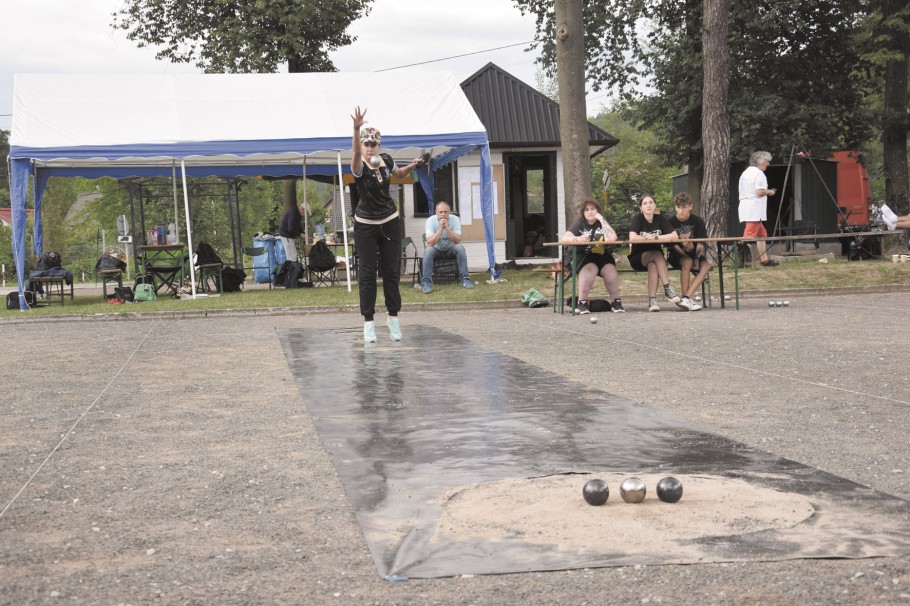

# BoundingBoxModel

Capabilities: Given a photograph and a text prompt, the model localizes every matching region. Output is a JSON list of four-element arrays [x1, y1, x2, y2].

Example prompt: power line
[[376, 40, 536, 72]]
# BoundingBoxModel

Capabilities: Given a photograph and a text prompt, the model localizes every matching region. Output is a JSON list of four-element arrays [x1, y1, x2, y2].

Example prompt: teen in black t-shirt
[[628, 194, 681, 312], [667, 193, 713, 311], [563, 198, 624, 313]]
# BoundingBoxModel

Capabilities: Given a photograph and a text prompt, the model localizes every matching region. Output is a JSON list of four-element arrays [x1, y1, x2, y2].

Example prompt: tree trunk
[[700, 0, 732, 241], [686, 0, 703, 209], [282, 53, 306, 214], [555, 0, 593, 229], [687, 150, 704, 211], [882, 0, 910, 216]]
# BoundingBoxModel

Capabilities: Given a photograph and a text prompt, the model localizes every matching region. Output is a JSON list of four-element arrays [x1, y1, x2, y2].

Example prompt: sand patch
[[431, 473, 815, 554]]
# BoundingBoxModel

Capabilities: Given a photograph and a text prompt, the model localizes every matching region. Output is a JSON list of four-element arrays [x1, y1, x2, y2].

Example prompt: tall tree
[[700, 0, 731, 238], [520, 0, 876, 232], [878, 0, 910, 215], [113, 0, 372, 73], [554, 0, 594, 225], [113, 0, 373, 211]]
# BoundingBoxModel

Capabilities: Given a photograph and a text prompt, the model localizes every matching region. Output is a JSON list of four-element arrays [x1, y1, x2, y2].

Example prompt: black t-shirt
[[668, 213, 707, 258], [353, 153, 397, 221], [567, 219, 613, 257], [629, 213, 675, 255]]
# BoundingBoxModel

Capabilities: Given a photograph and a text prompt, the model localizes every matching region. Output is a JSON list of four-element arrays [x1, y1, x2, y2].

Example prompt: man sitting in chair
[[421, 201, 474, 293]]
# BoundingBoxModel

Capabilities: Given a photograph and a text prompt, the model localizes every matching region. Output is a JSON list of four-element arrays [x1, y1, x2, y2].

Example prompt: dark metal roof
[[460, 62, 618, 154]]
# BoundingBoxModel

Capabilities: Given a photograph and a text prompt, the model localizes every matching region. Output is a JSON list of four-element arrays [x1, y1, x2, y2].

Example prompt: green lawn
[[4, 255, 909, 318]]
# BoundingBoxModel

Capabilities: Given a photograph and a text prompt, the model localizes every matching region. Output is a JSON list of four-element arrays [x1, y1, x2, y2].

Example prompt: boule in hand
[[368, 155, 382, 169]]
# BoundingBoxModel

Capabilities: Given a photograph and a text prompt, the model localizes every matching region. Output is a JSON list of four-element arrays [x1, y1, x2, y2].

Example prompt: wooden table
[[545, 229, 897, 314], [29, 275, 74, 306]]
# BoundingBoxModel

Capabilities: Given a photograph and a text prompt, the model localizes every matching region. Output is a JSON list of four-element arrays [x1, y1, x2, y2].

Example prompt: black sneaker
[[611, 299, 625, 313], [663, 283, 681, 304], [761, 259, 779, 267], [575, 300, 590, 315]]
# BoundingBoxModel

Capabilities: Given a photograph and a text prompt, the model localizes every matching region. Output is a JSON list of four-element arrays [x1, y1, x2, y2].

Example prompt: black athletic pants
[[354, 218, 402, 320]]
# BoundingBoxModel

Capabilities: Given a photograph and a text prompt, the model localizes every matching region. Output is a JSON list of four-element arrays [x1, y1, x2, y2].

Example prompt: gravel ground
[[1, 290, 908, 605]]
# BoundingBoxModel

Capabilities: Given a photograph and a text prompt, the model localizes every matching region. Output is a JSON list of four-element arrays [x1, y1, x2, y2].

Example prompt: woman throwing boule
[[350, 106, 422, 343]]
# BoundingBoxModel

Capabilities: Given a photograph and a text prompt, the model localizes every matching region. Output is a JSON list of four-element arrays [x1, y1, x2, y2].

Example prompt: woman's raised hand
[[351, 106, 367, 129]]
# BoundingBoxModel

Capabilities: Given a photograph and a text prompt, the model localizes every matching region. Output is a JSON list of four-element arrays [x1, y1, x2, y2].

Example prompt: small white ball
[[590, 316, 598, 324]]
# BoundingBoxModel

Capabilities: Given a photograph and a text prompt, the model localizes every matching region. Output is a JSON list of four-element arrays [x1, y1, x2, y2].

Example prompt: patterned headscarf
[[360, 127, 381, 145]]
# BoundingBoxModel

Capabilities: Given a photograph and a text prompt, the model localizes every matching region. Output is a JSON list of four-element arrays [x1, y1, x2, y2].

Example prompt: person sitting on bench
[[668, 193, 713, 311], [880, 204, 910, 232], [421, 200, 473, 293], [628, 194, 681, 312], [562, 197, 624, 314]]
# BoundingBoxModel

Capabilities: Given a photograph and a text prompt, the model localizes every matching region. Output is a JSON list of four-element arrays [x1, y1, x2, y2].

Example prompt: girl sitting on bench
[[628, 194, 681, 312]]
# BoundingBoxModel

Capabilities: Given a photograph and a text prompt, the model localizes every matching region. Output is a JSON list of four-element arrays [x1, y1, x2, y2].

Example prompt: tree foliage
[[518, 0, 878, 176], [113, 0, 372, 73], [589, 109, 678, 237]]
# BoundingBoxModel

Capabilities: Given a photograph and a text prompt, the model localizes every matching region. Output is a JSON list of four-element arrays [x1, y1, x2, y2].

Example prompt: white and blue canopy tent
[[8, 72, 498, 309]]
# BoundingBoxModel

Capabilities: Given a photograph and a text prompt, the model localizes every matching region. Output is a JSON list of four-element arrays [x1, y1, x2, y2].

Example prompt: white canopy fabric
[[8, 72, 498, 308]]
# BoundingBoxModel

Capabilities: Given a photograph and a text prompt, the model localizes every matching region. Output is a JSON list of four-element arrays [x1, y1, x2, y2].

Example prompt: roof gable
[[460, 63, 618, 151]]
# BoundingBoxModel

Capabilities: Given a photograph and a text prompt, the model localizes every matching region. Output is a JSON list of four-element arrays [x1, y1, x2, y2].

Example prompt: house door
[[504, 152, 557, 259]]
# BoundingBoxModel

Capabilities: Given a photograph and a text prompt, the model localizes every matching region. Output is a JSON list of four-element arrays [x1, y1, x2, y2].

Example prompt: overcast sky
[[0, 0, 610, 134]]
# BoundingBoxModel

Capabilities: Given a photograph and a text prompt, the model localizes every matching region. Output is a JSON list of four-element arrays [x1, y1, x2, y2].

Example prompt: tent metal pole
[[181, 160, 198, 298], [302, 159, 309, 245], [336, 151, 352, 291], [172, 162, 181, 242]]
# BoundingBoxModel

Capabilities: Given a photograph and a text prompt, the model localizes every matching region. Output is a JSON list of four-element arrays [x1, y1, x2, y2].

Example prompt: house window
[[414, 164, 456, 217]]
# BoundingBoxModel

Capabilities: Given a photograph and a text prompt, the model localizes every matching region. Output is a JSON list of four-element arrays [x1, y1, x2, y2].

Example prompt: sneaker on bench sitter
[[663, 283, 681, 304], [648, 297, 660, 312], [678, 296, 703, 311]]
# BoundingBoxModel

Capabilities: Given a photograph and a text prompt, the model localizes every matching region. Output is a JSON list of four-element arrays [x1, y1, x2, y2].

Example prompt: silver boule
[[620, 477, 646, 503], [776, 300, 784, 307], [368, 155, 382, 169], [590, 316, 598, 324], [783, 300, 790, 307], [768, 301, 775, 307]]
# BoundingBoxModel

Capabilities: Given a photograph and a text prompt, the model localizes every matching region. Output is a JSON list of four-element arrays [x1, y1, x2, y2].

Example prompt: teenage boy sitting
[[668, 193, 713, 311]]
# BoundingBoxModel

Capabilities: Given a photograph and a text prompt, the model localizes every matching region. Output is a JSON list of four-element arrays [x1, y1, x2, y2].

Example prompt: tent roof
[[10, 72, 490, 176]]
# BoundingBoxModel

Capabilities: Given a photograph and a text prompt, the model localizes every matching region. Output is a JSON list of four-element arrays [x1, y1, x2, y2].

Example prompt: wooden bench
[[29, 275, 73, 305]]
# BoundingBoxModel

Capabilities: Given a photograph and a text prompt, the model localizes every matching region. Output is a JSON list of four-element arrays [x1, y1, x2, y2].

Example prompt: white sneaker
[[363, 321, 377, 344], [689, 300, 703, 311], [387, 317, 402, 341], [648, 297, 660, 312], [676, 296, 695, 311]]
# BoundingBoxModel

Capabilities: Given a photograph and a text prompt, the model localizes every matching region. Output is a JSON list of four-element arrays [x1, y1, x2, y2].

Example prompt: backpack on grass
[[308, 240, 336, 272], [6, 291, 36, 310]]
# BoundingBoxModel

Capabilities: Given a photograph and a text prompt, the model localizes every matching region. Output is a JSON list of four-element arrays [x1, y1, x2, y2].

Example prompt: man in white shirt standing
[[738, 151, 779, 267]]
